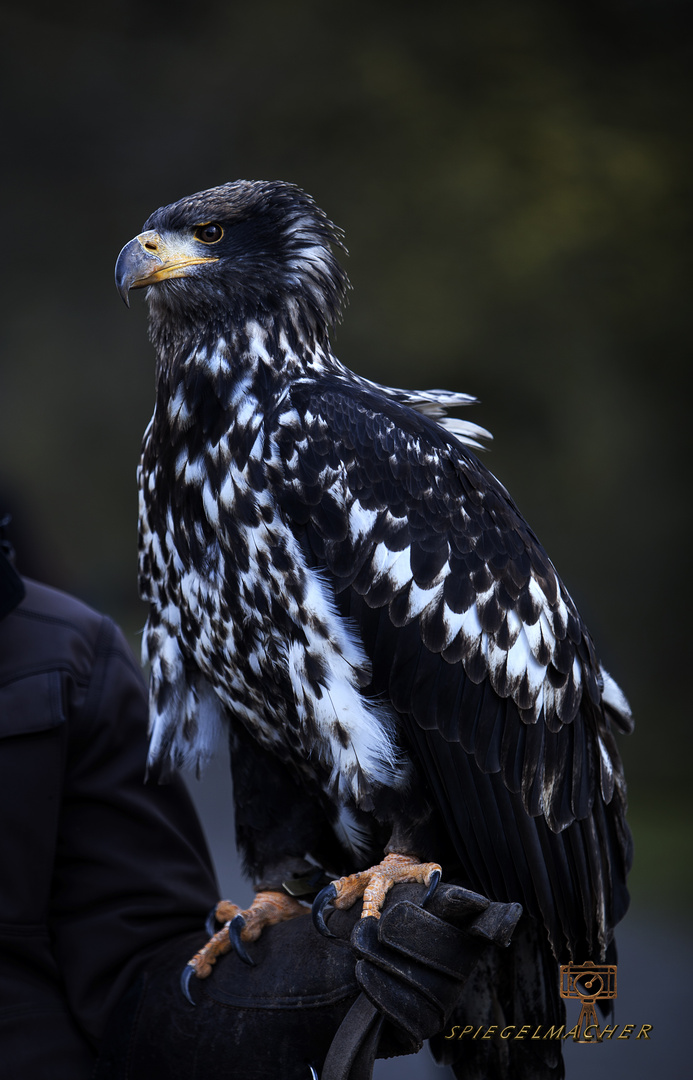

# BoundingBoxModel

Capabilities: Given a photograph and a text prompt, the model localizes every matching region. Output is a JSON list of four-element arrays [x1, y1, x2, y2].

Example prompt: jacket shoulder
[[18, 577, 107, 635], [0, 579, 143, 737]]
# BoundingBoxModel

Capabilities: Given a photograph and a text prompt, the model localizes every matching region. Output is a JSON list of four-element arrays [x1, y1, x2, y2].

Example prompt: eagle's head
[[115, 180, 349, 349]]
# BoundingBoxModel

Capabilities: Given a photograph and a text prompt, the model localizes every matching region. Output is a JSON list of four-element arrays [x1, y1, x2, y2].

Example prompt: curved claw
[[205, 906, 219, 938], [422, 868, 441, 907], [230, 914, 256, 966], [180, 964, 196, 1005], [312, 882, 338, 938]]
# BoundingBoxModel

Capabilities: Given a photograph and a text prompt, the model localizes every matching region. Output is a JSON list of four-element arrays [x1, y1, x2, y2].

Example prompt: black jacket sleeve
[[0, 579, 218, 1078]]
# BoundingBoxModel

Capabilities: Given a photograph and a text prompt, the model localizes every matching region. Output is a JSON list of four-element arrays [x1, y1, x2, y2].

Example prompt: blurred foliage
[[0, 0, 690, 898]]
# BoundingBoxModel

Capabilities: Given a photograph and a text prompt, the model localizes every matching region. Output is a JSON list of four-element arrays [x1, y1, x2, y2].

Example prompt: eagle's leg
[[181, 891, 308, 1002], [312, 852, 442, 937]]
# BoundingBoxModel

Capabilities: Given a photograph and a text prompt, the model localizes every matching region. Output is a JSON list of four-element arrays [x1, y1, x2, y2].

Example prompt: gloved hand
[[321, 882, 522, 1080], [94, 881, 521, 1080]]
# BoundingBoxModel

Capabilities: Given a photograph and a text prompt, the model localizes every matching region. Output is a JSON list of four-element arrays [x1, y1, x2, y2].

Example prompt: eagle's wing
[[273, 373, 632, 960]]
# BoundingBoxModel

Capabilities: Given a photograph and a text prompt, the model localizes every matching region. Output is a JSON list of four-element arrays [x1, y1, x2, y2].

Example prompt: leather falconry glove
[[94, 881, 520, 1080], [321, 881, 522, 1080]]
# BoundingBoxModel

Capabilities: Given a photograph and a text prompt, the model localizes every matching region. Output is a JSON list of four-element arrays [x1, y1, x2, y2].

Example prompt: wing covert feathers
[[278, 377, 631, 958]]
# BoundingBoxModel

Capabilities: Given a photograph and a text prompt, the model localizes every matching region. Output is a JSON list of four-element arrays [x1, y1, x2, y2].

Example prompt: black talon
[[422, 869, 441, 907], [205, 906, 219, 938], [180, 964, 196, 1005], [230, 914, 255, 966], [312, 882, 338, 938]]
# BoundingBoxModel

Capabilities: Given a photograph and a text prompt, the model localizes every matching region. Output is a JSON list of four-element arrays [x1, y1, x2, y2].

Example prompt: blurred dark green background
[[1, 0, 690, 1002]]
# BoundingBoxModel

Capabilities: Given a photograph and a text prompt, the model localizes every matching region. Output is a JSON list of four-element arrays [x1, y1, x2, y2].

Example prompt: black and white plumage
[[116, 181, 632, 1063]]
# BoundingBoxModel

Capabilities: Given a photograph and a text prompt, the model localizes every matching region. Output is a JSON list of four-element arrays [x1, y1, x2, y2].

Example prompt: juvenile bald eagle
[[116, 181, 632, 1074]]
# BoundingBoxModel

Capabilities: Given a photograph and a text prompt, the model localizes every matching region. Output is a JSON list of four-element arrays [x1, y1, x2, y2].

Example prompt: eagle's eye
[[194, 223, 224, 244]]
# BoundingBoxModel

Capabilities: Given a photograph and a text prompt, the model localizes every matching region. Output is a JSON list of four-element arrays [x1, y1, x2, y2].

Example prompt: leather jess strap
[[321, 994, 384, 1080]]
